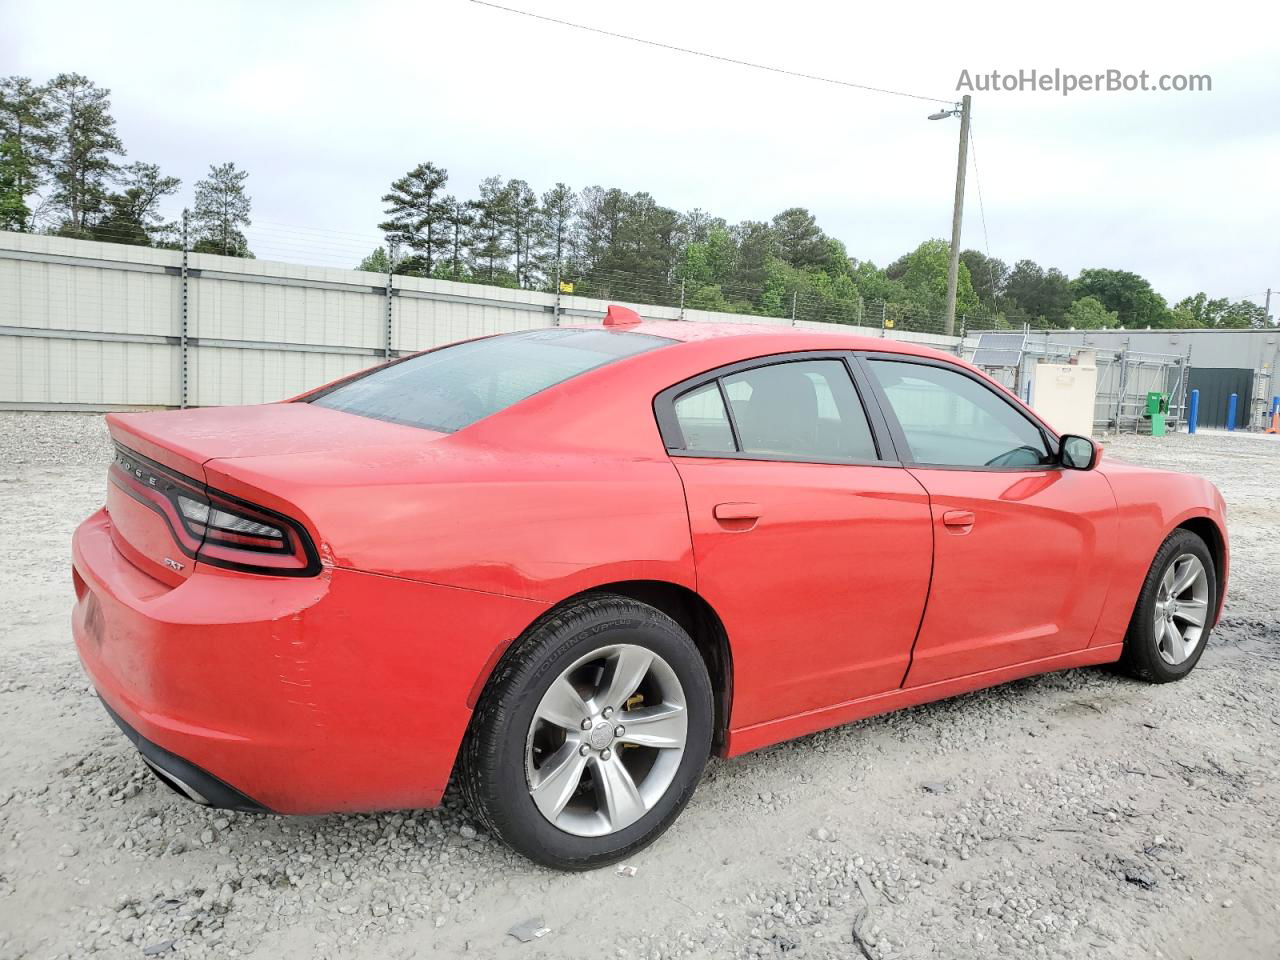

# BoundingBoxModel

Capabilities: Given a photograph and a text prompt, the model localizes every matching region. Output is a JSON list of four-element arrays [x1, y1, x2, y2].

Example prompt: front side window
[[670, 358, 878, 462], [311, 328, 671, 432], [868, 359, 1052, 468]]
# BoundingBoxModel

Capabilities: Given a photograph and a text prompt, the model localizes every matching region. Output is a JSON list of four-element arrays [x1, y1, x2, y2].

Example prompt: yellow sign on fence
[[559, 281, 575, 294]]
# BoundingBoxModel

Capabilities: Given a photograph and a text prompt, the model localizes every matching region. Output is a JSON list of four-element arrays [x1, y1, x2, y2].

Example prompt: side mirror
[[1059, 434, 1100, 470]]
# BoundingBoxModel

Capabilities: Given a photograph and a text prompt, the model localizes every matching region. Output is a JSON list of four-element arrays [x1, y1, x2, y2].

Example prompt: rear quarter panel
[[204, 444, 696, 602], [1090, 458, 1229, 646]]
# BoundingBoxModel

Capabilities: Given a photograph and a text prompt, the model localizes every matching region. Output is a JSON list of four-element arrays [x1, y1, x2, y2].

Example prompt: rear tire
[[460, 594, 713, 870], [1119, 529, 1216, 683]]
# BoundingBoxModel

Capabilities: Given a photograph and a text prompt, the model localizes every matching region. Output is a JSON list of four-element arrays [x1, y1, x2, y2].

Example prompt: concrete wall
[[1, 231, 961, 410]]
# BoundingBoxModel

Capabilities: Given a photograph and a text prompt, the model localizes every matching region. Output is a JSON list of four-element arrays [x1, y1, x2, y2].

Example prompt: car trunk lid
[[103, 402, 430, 583]]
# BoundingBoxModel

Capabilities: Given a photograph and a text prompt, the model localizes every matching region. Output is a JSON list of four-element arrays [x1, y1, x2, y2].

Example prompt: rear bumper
[[72, 508, 546, 814], [98, 696, 268, 812]]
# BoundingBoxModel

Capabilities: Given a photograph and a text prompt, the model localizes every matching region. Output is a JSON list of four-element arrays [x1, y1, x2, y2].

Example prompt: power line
[[469, 1, 954, 105], [967, 124, 1000, 314]]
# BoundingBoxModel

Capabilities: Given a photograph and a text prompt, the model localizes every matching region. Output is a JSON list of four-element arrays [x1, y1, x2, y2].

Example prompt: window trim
[[654, 351, 898, 467], [852, 352, 1063, 473]]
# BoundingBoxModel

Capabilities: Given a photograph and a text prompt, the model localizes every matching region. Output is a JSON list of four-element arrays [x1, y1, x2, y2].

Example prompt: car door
[[858, 354, 1118, 688], [655, 353, 934, 730]]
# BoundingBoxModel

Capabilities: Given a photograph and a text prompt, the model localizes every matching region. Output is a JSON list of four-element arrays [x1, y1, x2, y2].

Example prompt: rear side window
[[672, 383, 735, 452], [310, 328, 671, 432], [668, 358, 879, 462]]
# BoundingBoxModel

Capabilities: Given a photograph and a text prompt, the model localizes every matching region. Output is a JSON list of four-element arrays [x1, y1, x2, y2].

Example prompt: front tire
[[460, 594, 713, 870], [1119, 529, 1216, 683]]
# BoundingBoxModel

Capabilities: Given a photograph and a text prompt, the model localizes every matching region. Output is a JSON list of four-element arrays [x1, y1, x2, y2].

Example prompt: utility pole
[[1266, 288, 1273, 325], [943, 94, 971, 338]]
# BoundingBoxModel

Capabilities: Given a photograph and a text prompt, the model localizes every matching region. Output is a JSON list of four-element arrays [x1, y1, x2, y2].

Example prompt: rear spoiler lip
[[105, 411, 211, 483], [111, 440, 323, 579]]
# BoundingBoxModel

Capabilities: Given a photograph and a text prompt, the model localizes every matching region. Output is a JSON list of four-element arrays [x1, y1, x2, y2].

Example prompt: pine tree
[[0, 76, 57, 230], [618, 192, 681, 280], [438, 195, 474, 278], [771, 208, 831, 271], [45, 73, 124, 236], [504, 179, 541, 288], [192, 162, 252, 257], [92, 162, 180, 246], [540, 183, 576, 280], [468, 176, 513, 282], [379, 162, 449, 273], [575, 186, 627, 271], [0, 137, 32, 230], [732, 220, 777, 293]]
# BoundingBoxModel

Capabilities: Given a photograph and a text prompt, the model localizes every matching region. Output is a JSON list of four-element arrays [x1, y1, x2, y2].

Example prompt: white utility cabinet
[[1031, 360, 1098, 438]]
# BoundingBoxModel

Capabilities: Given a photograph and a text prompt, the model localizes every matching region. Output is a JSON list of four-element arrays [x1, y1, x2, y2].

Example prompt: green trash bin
[[1145, 391, 1168, 437]]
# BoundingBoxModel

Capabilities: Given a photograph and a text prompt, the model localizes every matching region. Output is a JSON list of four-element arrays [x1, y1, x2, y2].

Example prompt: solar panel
[[971, 332, 1027, 368]]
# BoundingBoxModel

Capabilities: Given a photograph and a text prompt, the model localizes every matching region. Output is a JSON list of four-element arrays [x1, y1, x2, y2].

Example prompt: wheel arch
[[1174, 515, 1227, 626], [592, 580, 733, 753], [468, 580, 734, 754]]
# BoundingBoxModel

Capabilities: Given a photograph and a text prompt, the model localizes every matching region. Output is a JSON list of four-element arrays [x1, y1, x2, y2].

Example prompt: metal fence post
[[881, 301, 887, 337], [179, 209, 190, 409], [790, 291, 797, 326], [1114, 340, 1130, 430], [1172, 346, 1192, 429], [554, 262, 562, 326], [679, 279, 686, 321], [384, 242, 397, 359]]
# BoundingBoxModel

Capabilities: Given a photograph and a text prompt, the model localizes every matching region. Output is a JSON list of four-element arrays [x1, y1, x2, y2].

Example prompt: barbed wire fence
[[1, 216, 1030, 412], [38, 209, 1005, 341]]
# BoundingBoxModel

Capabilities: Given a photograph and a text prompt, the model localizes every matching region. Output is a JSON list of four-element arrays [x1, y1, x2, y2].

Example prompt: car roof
[[563, 319, 959, 362], [453, 318, 975, 456], [575, 319, 883, 345]]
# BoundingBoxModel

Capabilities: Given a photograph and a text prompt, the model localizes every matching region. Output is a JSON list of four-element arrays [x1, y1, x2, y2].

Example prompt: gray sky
[[5, 0, 1278, 306]]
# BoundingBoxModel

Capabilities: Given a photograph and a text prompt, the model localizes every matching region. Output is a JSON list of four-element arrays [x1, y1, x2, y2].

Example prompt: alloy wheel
[[525, 643, 688, 837], [1153, 553, 1210, 665]]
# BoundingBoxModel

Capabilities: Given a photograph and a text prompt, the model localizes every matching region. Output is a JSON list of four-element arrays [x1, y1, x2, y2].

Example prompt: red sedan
[[72, 310, 1228, 869]]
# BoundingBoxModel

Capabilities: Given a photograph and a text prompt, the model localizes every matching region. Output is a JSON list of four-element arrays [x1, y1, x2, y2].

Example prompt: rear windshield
[[309, 328, 672, 433]]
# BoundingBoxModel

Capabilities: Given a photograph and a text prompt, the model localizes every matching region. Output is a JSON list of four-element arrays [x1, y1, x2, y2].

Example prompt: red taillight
[[110, 445, 320, 577]]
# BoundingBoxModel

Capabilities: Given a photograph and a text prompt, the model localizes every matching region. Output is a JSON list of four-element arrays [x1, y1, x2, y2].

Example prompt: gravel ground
[[0, 413, 1277, 960]]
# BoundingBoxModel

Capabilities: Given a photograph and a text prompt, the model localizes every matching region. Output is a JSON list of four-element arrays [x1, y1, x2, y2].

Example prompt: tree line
[[0, 73, 254, 256], [368, 161, 1271, 330], [2, 72, 1269, 331]]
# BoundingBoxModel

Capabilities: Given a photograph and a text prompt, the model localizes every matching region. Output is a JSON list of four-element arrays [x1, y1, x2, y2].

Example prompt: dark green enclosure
[[1187, 368, 1254, 428]]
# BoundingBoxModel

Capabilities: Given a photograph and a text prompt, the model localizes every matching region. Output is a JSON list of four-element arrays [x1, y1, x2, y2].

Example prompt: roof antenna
[[603, 304, 642, 327]]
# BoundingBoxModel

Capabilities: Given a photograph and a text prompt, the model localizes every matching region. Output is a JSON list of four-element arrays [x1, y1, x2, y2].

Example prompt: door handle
[[713, 502, 762, 521], [942, 509, 976, 531]]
